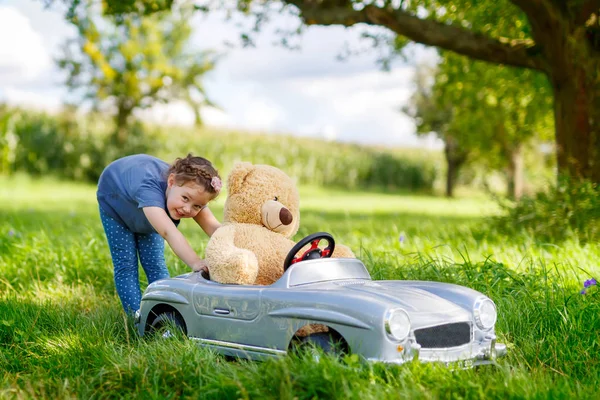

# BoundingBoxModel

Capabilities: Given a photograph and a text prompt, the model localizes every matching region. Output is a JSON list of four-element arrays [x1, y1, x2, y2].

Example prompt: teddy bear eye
[[274, 196, 278, 201]]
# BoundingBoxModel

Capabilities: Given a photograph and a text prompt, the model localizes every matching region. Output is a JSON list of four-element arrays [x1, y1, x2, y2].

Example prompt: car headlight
[[473, 297, 497, 330], [384, 308, 411, 341]]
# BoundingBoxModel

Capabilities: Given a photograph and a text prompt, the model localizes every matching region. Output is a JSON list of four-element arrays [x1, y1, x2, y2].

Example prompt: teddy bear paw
[[295, 324, 330, 337], [208, 248, 259, 285]]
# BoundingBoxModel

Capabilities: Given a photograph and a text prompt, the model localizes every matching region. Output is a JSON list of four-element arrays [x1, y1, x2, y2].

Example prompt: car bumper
[[368, 338, 507, 368]]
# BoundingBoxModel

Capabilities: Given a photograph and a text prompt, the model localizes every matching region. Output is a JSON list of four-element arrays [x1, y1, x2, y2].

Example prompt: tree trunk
[[446, 158, 458, 198], [444, 136, 468, 197], [549, 26, 600, 183], [114, 105, 132, 145], [193, 107, 203, 127], [506, 143, 524, 200]]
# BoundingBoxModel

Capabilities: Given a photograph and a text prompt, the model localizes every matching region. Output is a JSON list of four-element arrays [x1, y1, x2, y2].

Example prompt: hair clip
[[211, 176, 222, 192]]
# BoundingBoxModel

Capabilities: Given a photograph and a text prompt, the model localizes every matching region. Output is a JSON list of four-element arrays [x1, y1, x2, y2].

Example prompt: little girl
[[97, 153, 222, 314]]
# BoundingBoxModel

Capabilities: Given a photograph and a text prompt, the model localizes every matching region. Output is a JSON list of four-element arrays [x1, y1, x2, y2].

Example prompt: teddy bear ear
[[227, 162, 254, 194]]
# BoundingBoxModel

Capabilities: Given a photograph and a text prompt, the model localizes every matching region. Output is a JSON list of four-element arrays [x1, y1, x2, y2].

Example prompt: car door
[[191, 283, 264, 344]]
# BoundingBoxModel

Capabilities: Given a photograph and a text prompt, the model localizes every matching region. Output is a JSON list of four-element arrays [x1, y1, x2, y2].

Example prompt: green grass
[[1, 174, 600, 399]]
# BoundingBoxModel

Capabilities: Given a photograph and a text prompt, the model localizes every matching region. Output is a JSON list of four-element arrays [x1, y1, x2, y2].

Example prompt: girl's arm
[[143, 206, 206, 272], [193, 207, 221, 237]]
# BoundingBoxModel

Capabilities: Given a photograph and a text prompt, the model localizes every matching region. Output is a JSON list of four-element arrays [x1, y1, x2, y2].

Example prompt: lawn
[[1, 174, 599, 399]]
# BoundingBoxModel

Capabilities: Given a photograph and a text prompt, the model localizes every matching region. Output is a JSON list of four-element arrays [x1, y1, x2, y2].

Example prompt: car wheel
[[295, 333, 347, 359], [150, 312, 186, 339]]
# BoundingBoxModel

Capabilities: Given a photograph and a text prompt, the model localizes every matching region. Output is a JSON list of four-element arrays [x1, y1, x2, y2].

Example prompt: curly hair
[[167, 154, 221, 196]]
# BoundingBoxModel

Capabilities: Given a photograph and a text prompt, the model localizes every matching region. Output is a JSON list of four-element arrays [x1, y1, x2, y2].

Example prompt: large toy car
[[136, 232, 507, 367]]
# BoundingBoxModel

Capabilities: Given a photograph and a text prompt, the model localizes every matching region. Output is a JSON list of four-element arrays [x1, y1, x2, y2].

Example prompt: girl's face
[[165, 174, 213, 220]]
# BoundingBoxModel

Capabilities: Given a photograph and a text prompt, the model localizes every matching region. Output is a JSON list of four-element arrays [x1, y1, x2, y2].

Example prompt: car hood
[[302, 280, 471, 326]]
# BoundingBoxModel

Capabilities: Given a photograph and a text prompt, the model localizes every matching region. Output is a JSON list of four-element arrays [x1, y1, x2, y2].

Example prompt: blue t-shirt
[[97, 154, 180, 234]]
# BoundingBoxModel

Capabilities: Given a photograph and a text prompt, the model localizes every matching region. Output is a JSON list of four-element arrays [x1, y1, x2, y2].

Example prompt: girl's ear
[[227, 162, 254, 194], [167, 173, 175, 188]]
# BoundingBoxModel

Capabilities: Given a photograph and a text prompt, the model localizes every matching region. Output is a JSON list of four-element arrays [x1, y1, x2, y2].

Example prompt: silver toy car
[[136, 232, 507, 367]]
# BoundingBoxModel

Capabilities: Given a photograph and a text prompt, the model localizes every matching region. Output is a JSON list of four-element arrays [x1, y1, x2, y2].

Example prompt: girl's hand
[[191, 259, 209, 274]]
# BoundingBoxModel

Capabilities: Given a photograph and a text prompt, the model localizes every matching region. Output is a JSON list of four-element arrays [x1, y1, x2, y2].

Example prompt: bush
[[0, 105, 440, 192], [154, 126, 440, 192], [493, 176, 600, 243], [0, 106, 155, 182]]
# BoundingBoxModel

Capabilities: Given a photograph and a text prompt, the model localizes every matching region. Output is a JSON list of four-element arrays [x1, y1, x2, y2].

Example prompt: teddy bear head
[[223, 162, 300, 238]]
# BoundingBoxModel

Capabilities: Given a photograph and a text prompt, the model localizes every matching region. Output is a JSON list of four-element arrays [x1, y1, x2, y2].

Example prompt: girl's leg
[[99, 207, 142, 314], [136, 232, 170, 284]]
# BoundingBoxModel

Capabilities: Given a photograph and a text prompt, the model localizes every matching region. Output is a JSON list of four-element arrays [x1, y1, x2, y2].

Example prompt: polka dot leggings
[[99, 206, 170, 314]]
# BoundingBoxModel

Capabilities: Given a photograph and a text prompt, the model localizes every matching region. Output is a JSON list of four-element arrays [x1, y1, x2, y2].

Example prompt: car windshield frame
[[279, 258, 372, 287]]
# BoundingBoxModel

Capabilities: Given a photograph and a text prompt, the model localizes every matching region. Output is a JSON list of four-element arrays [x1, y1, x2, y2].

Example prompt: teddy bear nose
[[279, 208, 293, 225]]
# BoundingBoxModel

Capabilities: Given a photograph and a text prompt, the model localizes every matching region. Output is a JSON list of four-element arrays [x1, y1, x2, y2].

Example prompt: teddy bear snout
[[261, 200, 294, 232], [279, 208, 293, 225]]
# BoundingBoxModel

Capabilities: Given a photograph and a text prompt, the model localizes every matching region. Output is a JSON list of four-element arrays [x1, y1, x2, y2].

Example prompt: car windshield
[[285, 258, 372, 287]]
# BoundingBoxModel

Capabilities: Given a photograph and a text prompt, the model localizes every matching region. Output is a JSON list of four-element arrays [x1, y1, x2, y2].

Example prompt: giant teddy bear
[[205, 162, 355, 285]]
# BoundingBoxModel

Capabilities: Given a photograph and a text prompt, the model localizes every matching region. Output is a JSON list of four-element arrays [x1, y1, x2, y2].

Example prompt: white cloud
[[321, 124, 338, 141], [290, 68, 413, 119], [201, 106, 233, 127], [190, 8, 399, 80], [0, 1, 440, 149], [241, 100, 283, 131], [135, 101, 234, 127], [190, 11, 428, 147], [1, 87, 62, 112], [0, 6, 51, 83], [202, 69, 419, 146], [135, 101, 194, 126]]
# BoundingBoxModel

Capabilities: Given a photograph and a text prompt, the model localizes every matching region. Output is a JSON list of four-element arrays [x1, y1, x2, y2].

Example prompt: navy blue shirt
[[97, 154, 180, 233]]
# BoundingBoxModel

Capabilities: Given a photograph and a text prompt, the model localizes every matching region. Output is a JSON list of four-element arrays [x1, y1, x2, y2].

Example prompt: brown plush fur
[[205, 162, 355, 286]]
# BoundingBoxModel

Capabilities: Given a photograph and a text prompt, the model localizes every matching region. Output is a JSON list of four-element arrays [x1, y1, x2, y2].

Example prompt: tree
[[403, 64, 468, 198], [50, 0, 600, 183], [437, 52, 554, 199], [62, 0, 600, 184], [57, 1, 216, 143], [405, 52, 554, 198]]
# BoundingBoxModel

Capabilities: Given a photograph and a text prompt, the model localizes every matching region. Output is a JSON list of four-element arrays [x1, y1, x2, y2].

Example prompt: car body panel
[[143, 291, 190, 305], [137, 258, 506, 366]]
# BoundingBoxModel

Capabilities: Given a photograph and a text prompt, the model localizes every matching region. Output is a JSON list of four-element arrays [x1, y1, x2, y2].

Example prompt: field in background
[[1, 175, 599, 399], [0, 106, 444, 193]]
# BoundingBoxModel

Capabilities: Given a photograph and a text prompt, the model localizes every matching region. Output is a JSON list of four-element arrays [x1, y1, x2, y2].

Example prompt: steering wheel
[[283, 232, 335, 271]]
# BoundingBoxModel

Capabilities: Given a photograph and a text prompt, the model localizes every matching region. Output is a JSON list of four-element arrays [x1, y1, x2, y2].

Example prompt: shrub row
[[0, 105, 441, 191], [493, 176, 600, 243]]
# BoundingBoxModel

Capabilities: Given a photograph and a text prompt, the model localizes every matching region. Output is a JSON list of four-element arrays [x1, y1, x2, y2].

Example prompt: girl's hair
[[168, 154, 221, 196]]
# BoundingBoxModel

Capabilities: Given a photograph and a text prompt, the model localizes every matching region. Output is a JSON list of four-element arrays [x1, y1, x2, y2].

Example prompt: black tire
[[295, 333, 347, 357], [149, 312, 186, 339]]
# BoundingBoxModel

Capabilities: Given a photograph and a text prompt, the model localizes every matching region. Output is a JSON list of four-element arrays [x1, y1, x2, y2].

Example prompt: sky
[[0, 0, 441, 149]]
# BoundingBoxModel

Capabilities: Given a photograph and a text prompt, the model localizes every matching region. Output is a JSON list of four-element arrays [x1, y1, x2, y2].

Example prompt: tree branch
[[507, 0, 555, 31], [573, 0, 600, 25], [284, 0, 548, 73], [506, 0, 563, 61], [507, 0, 550, 17]]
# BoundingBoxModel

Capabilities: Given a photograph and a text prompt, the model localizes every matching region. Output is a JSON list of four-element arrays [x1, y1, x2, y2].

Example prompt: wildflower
[[584, 278, 597, 288], [580, 277, 597, 295], [399, 233, 406, 244], [8, 230, 14, 236]]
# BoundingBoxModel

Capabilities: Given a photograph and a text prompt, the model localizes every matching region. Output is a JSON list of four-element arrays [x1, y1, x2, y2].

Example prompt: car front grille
[[414, 322, 471, 348]]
